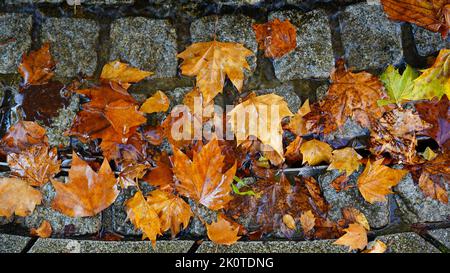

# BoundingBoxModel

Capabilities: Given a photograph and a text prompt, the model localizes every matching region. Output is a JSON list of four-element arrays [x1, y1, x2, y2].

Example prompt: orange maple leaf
[[18, 43, 55, 86], [253, 18, 297, 58], [334, 223, 368, 251], [100, 60, 152, 89], [206, 214, 241, 245], [0, 121, 48, 155], [0, 177, 42, 217], [140, 90, 170, 114], [30, 220, 52, 238]]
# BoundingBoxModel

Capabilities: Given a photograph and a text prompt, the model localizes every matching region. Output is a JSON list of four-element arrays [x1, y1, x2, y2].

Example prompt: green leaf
[[378, 65, 418, 105], [232, 176, 256, 196]]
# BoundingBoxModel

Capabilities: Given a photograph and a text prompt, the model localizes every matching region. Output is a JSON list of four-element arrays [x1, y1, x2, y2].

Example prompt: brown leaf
[[300, 210, 316, 234], [341, 207, 370, 231], [0, 121, 48, 155], [334, 223, 368, 251], [100, 60, 152, 89], [253, 18, 297, 58], [287, 99, 311, 136], [331, 174, 352, 193], [30, 220, 52, 238], [140, 90, 170, 114], [118, 162, 149, 189], [284, 136, 303, 163], [327, 147, 362, 176], [0, 177, 42, 217], [144, 161, 175, 192], [206, 214, 241, 245], [18, 43, 55, 86], [52, 153, 119, 217], [415, 96, 450, 149], [300, 139, 332, 166], [104, 99, 146, 135]]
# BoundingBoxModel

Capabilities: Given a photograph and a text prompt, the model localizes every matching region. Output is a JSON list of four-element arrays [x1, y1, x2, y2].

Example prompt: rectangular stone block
[[413, 25, 450, 56], [0, 234, 31, 253], [375, 232, 440, 253]]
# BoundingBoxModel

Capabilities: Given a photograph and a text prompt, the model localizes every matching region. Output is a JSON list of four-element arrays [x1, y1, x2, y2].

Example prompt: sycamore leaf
[[0, 178, 42, 217], [300, 139, 332, 166], [252, 18, 297, 58], [177, 40, 253, 103], [30, 220, 52, 238], [282, 214, 296, 230], [144, 161, 175, 192], [412, 49, 450, 100], [357, 159, 408, 204], [300, 210, 316, 234], [419, 172, 448, 203], [378, 65, 418, 106], [334, 223, 368, 251], [228, 93, 293, 164], [104, 99, 147, 135], [140, 90, 170, 114], [18, 43, 55, 86], [100, 60, 152, 89], [284, 136, 303, 163], [118, 162, 149, 189], [52, 153, 119, 217], [172, 136, 237, 210], [0, 121, 48, 155], [415, 96, 450, 148], [7, 146, 60, 187], [363, 240, 387, 253], [287, 99, 311, 136], [327, 148, 362, 176], [146, 189, 193, 237], [206, 214, 241, 245], [125, 191, 161, 246]]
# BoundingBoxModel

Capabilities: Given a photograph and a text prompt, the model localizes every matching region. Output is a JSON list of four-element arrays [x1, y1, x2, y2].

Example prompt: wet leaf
[[415, 96, 450, 148], [334, 223, 368, 251], [363, 240, 387, 253], [253, 18, 297, 58], [30, 220, 52, 238], [0, 177, 42, 217], [104, 99, 147, 135], [206, 214, 241, 245], [341, 207, 370, 231], [378, 65, 418, 106], [18, 43, 55, 86], [284, 136, 303, 163], [300, 139, 332, 166], [300, 210, 316, 234], [287, 99, 311, 136], [282, 214, 296, 230], [100, 60, 152, 89], [140, 90, 170, 114], [118, 162, 149, 189], [327, 148, 362, 176], [144, 159, 175, 192], [0, 121, 48, 155]]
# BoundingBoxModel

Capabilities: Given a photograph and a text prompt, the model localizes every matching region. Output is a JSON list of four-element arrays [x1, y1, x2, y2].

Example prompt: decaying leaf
[[104, 99, 147, 135], [300, 139, 332, 166], [30, 220, 52, 238], [327, 148, 362, 176], [284, 136, 303, 163], [341, 207, 370, 231], [253, 18, 297, 58], [287, 99, 311, 136], [206, 214, 241, 245], [52, 153, 119, 217], [415, 96, 450, 148], [282, 214, 296, 230], [334, 223, 368, 251], [363, 240, 387, 253], [100, 60, 152, 89], [0, 177, 42, 217], [18, 43, 55, 86], [178, 40, 253, 103], [300, 210, 316, 234], [0, 121, 48, 155], [378, 65, 418, 106], [140, 90, 170, 114]]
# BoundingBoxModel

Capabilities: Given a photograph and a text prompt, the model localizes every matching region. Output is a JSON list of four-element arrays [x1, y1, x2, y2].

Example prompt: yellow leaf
[[363, 240, 387, 253], [100, 60, 152, 89], [334, 223, 368, 251], [299, 210, 315, 233], [0, 177, 42, 217], [282, 214, 296, 230], [342, 207, 370, 231], [421, 147, 438, 161], [327, 147, 362, 176], [299, 139, 332, 166], [287, 99, 311, 136], [178, 40, 254, 103], [140, 90, 170, 114]]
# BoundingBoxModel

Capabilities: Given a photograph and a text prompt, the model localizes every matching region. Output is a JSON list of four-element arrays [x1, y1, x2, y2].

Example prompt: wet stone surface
[[0, 234, 31, 253], [40, 17, 99, 77], [428, 228, 450, 249], [324, 118, 369, 149], [109, 17, 178, 79], [318, 169, 390, 229], [255, 83, 301, 113], [339, 3, 403, 71], [375, 232, 440, 253], [0, 13, 32, 74], [412, 26, 450, 56], [269, 10, 335, 81]]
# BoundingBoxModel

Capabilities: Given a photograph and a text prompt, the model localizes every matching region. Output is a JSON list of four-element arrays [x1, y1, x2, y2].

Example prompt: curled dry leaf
[[252, 18, 297, 58], [0, 121, 48, 155], [100, 60, 152, 89], [172, 136, 237, 210], [357, 159, 408, 204], [363, 240, 387, 253], [0, 177, 42, 217], [52, 153, 119, 217], [18, 43, 55, 86], [327, 147, 362, 176], [334, 223, 368, 251], [140, 90, 170, 114], [206, 214, 241, 245], [178, 40, 253, 103], [300, 139, 332, 166], [300, 210, 316, 234], [30, 220, 52, 238], [282, 214, 296, 230]]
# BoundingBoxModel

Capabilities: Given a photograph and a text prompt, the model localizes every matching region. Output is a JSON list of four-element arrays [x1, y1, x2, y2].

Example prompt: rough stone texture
[[0, 234, 31, 253], [339, 3, 403, 71], [40, 18, 99, 77], [190, 14, 258, 74], [81, 0, 134, 4], [315, 83, 329, 101], [394, 173, 450, 223], [269, 10, 335, 81], [323, 118, 370, 148], [0, 13, 32, 74], [197, 239, 350, 253], [412, 25, 450, 56], [5, 0, 63, 3], [375, 232, 440, 253], [110, 18, 177, 79], [29, 238, 194, 253], [16, 182, 102, 236], [429, 229, 450, 249], [255, 83, 301, 113], [319, 169, 389, 229], [185, 200, 218, 238], [45, 94, 80, 147]]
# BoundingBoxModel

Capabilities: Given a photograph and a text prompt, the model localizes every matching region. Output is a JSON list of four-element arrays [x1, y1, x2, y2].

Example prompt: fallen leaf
[[282, 214, 296, 230], [287, 99, 311, 136], [341, 207, 370, 231], [334, 223, 368, 251], [140, 90, 170, 114], [104, 99, 147, 135], [300, 210, 316, 234], [363, 240, 387, 253], [18, 43, 55, 86], [300, 139, 332, 166], [415, 96, 450, 148], [100, 60, 152, 89], [284, 136, 303, 163], [357, 159, 408, 204], [0, 121, 48, 155], [206, 214, 241, 245], [30, 220, 52, 238], [253, 18, 297, 58], [0, 177, 42, 217], [178, 40, 253, 103], [378, 65, 418, 106], [144, 160, 175, 192], [52, 153, 119, 217], [327, 147, 362, 176], [331, 174, 352, 192], [118, 162, 149, 189], [422, 147, 438, 161]]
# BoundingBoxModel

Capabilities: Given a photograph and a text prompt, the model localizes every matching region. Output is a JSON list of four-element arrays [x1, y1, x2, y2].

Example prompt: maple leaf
[[300, 210, 316, 234], [104, 99, 147, 135], [118, 162, 149, 189], [341, 207, 370, 231], [125, 191, 161, 246], [284, 136, 303, 163], [140, 90, 170, 114], [76, 84, 137, 112], [334, 223, 368, 251], [287, 99, 311, 136], [228, 93, 293, 165], [381, 0, 450, 38], [327, 147, 362, 176], [177, 40, 253, 103], [144, 157, 175, 192], [0, 177, 42, 217], [52, 153, 119, 217], [412, 49, 450, 100], [363, 240, 387, 253], [252, 18, 297, 58], [7, 146, 60, 187], [357, 159, 408, 204], [206, 214, 241, 245], [18, 43, 55, 86], [30, 220, 52, 238], [300, 139, 332, 166], [282, 214, 296, 230], [0, 121, 48, 155], [415, 96, 450, 148], [378, 65, 418, 106], [172, 136, 237, 210], [146, 189, 193, 237], [100, 60, 152, 89]]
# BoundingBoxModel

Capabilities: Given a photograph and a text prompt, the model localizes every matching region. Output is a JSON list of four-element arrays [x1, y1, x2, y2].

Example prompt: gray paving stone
[[318, 169, 389, 229], [339, 3, 403, 71], [110, 17, 177, 79], [394, 173, 450, 223], [269, 10, 335, 81], [413, 25, 450, 56], [375, 232, 440, 253], [0, 13, 32, 74], [81, 0, 134, 4], [429, 228, 450, 249], [197, 240, 349, 253], [5, 0, 63, 3], [255, 83, 301, 113], [40, 17, 99, 77], [0, 234, 31, 253]]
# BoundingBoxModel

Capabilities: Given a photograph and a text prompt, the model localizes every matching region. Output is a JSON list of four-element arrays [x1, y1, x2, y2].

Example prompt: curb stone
[[0, 234, 31, 253]]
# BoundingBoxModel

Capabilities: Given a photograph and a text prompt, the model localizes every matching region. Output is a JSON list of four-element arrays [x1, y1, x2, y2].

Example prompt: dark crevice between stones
[[21, 237, 38, 253], [328, 9, 344, 60], [416, 231, 449, 253], [401, 23, 428, 69], [93, 18, 113, 79], [187, 240, 203, 253]]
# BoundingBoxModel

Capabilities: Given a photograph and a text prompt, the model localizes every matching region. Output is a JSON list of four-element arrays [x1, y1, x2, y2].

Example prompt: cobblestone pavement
[[0, 0, 449, 253]]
